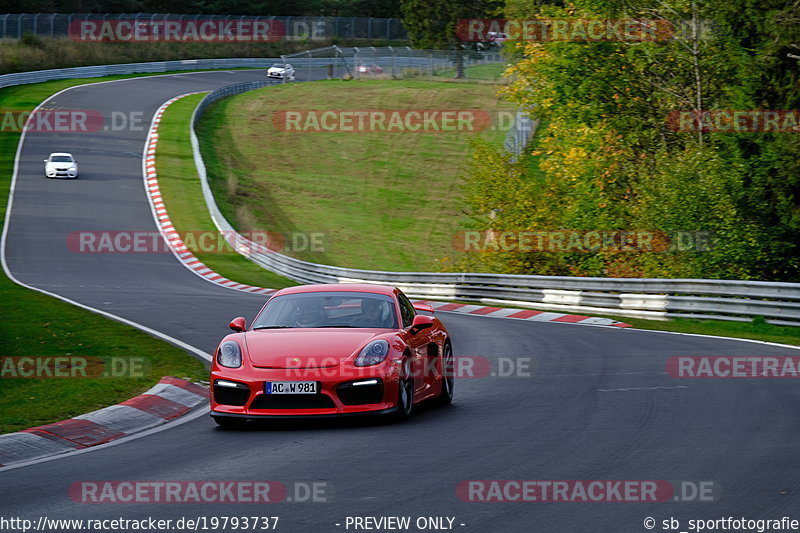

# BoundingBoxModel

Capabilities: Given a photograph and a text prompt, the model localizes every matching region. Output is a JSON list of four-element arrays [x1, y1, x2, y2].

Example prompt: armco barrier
[[189, 81, 800, 327], [0, 57, 281, 88]]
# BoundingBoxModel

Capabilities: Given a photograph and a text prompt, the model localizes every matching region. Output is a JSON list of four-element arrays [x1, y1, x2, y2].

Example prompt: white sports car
[[44, 152, 78, 179], [267, 63, 295, 80]]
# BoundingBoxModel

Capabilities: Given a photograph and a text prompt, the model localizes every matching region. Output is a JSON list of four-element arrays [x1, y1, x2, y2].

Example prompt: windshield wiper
[[317, 325, 356, 328], [252, 325, 295, 330]]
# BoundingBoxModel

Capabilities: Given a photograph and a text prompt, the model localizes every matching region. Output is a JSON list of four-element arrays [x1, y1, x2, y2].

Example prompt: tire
[[391, 357, 414, 421], [436, 342, 454, 406], [213, 416, 248, 429]]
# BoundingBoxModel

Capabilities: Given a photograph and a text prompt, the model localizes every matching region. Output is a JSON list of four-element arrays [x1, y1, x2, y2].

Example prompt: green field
[[197, 79, 512, 272], [432, 62, 510, 81], [0, 74, 212, 434]]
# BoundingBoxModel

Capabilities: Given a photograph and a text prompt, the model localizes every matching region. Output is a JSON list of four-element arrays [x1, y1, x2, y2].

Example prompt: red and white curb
[[0, 377, 207, 468], [148, 96, 630, 329], [414, 301, 631, 327], [143, 94, 275, 296]]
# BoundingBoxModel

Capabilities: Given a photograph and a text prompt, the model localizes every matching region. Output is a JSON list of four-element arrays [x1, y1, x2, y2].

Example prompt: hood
[[244, 329, 387, 368]]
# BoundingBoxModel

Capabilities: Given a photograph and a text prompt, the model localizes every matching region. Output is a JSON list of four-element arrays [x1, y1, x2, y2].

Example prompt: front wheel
[[436, 343, 454, 405], [391, 357, 414, 421]]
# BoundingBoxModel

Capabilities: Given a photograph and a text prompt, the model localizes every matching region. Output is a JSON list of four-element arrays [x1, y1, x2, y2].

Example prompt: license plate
[[265, 381, 318, 395]]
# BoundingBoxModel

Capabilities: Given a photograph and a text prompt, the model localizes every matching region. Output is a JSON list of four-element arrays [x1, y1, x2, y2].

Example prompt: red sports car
[[210, 284, 453, 428]]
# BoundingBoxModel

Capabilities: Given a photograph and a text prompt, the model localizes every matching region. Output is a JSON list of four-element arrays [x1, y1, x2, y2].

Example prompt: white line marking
[[597, 386, 690, 392]]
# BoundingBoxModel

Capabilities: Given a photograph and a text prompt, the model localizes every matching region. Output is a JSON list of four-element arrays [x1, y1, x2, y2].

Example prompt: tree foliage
[[400, 0, 502, 48], [462, 0, 800, 280]]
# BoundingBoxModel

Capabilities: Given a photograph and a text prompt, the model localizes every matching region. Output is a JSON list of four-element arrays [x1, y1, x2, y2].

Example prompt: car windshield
[[50, 156, 73, 162], [271, 64, 285, 68], [252, 291, 398, 329]]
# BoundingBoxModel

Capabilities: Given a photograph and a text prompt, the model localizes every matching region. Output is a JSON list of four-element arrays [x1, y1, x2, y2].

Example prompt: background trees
[[463, 0, 800, 280]]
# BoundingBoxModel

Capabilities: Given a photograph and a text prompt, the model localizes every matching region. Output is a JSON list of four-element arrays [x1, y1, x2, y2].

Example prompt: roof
[[48, 152, 73, 157], [274, 283, 396, 297]]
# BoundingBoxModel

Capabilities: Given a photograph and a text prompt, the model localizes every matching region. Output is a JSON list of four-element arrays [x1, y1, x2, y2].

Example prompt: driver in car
[[293, 299, 326, 327], [352, 299, 391, 328]]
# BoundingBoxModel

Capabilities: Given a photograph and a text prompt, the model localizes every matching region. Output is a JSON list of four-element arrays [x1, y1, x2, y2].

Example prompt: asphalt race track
[[3, 70, 800, 532]]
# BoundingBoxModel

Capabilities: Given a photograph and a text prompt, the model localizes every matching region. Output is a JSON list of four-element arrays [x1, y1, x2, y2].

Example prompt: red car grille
[[250, 394, 336, 410]]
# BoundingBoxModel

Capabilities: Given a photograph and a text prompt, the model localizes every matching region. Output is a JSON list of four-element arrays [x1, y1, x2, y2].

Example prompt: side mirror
[[43, 159, 48, 163], [409, 314, 434, 335], [229, 316, 246, 332]]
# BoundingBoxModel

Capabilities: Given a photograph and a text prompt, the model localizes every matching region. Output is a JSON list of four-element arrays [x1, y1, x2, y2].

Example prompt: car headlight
[[68, 166, 76, 172], [354, 340, 390, 367], [217, 341, 242, 368]]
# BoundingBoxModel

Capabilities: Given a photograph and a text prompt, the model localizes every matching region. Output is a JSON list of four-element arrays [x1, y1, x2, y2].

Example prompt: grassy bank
[[0, 75, 212, 434], [197, 78, 512, 271], [154, 93, 297, 289], [189, 76, 800, 345]]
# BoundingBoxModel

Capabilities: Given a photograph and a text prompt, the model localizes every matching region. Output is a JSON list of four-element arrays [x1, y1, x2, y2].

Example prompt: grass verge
[[433, 62, 509, 81], [0, 73, 218, 434], [619, 315, 800, 346], [154, 93, 297, 289], [197, 78, 513, 272]]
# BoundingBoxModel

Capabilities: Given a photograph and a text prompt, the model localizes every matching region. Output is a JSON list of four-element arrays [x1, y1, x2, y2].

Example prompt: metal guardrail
[[0, 13, 408, 40], [504, 111, 537, 160], [0, 57, 281, 89], [0, 47, 504, 89], [189, 80, 800, 327]]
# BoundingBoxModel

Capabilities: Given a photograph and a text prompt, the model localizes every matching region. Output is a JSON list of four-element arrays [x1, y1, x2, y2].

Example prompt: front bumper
[[47, 170, 77, 178], [210, 363, 401, 418], [211, 406, 399, 420]]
